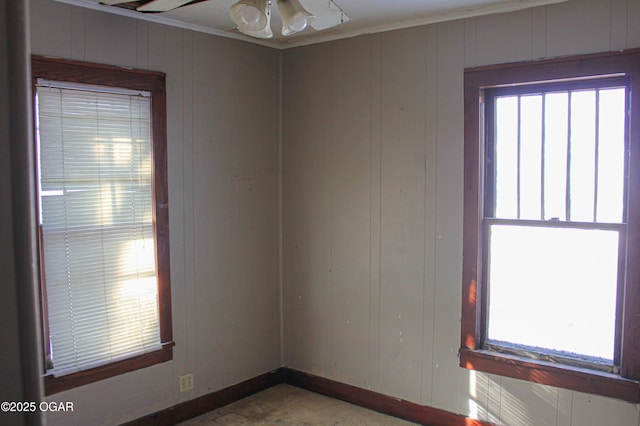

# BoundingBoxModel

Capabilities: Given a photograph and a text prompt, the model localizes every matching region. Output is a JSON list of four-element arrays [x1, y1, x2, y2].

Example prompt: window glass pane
[[487, 224, 618, 361], [597, 88, 626, 223], [543, 92, 568, 221], [495, 96, 518, 218], [569, 90, 596, 222], [520, 95, 543, 220]]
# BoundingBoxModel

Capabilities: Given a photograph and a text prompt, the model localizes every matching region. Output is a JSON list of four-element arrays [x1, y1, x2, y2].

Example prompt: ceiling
[[53, 0, 567, 49]]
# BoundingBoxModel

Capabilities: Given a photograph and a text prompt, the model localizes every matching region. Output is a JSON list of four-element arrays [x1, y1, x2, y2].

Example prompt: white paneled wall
[[30, 0, 282, 424], [282, 1, 640, 425], [25, 0, 640, 425]]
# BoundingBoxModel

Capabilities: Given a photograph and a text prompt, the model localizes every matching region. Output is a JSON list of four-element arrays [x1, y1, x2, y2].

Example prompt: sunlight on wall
[[468, 371, 502, 424], [531, 381, 560, 408], [498, 384, 534, 426], [468, 370, 480, 419], [467, 371, 564, 426]]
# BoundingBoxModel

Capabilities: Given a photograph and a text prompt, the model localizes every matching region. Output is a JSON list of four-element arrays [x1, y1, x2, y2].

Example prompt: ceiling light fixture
[[102, 0, 349, 39], [278, 0, 314, 35], [229, 0, 273, 38], [229, 0, 316, 39]]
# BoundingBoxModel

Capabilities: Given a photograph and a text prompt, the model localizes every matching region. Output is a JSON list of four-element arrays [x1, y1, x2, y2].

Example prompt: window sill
[[459, 348, 640, 402], [44, 343, 174, 395]]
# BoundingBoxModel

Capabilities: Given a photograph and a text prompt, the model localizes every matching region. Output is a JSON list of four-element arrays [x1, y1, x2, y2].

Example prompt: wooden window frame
[[31, 56, 174, 395], [460, 49, 640, 403]]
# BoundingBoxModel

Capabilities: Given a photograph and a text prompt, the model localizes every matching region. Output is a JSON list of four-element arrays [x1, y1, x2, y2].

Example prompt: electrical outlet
[[179, 373, 194, 392]]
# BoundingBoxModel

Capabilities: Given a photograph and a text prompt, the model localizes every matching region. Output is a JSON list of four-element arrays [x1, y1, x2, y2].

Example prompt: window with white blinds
[[36, 80, 162, 377]]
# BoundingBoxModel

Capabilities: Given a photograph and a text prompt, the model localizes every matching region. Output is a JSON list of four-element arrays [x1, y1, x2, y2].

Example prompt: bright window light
[[487, 224, 618, 361]]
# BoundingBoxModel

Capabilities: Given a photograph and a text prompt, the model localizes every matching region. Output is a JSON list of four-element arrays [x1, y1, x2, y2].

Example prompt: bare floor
[[179, 384, 418, 425]]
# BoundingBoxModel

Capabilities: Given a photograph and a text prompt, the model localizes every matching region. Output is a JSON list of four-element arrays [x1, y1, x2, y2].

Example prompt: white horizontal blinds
[[36, 81, 162, 376]]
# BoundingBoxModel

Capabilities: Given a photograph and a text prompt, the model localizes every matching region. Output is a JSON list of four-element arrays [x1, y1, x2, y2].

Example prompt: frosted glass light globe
[[289, 17, 307, 32], [241, 6, 261, 26]]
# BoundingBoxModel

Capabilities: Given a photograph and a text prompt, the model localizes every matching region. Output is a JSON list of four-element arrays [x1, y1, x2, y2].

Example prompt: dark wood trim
[[622, 71, 640, 380], [45, 345, 174, 395], [461, 61, 484, 351], [464, 48, 640, 89], [36, 224, 51, 372], [460, 48, 640, 401], [31, 55, 165, 92], [120, 369, 285, 426], [282, 368, 498, 426], [120, 368, 499, 426], [460, 348, 640, 403], [487, 76, 629, 97], [150, 74, 173, 346]]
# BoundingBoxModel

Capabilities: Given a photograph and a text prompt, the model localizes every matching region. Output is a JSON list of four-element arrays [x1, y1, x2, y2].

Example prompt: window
[[32, 56, 173, 394], [460, 49, 640, 402]]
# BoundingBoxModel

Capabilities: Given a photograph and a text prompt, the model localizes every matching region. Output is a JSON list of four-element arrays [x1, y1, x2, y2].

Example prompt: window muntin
[[483, 80, 628, 369], [489, 83, 627, 223], [32, 56, 173, 395]]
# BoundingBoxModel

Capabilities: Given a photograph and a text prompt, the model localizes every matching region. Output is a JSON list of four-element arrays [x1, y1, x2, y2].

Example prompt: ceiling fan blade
[[300, 0, 349, 31], [136, 0, 195, 12], [100, 0, 134, 5]]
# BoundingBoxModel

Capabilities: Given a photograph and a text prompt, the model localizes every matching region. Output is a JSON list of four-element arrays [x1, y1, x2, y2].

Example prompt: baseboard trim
[[122, 367, 498, 426], [282, 368, 497, 426], [120, 369, 284, 426]]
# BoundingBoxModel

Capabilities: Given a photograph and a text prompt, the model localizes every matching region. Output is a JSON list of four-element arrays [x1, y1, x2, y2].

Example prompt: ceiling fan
[[100, 0, 349, 39]]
